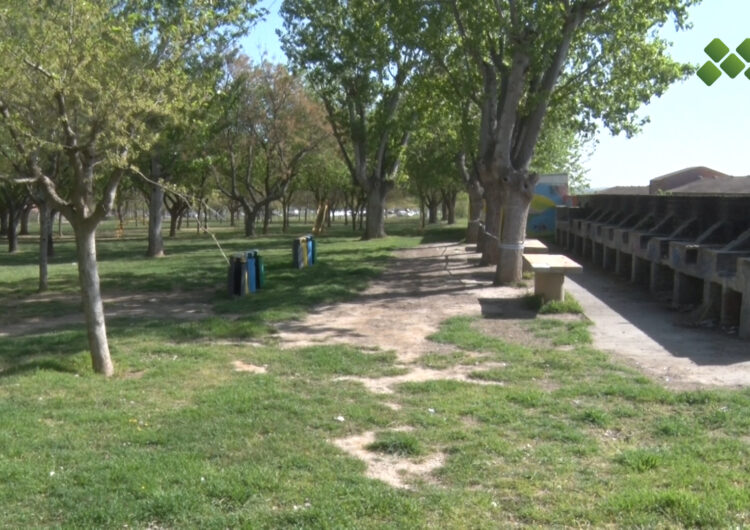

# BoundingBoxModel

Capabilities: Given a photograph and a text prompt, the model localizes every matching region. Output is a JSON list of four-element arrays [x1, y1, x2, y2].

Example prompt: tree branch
[[493, 46, 529, 166], [322, 96, 356, 178], [512, 7, 585, 168], [23, 58, 58, 80], [449, 0, 483, 69]]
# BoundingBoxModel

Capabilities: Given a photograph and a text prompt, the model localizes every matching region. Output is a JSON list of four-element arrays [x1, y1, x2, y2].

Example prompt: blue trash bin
[[245, 250, 258, 293], [306, 235, 314, 265]]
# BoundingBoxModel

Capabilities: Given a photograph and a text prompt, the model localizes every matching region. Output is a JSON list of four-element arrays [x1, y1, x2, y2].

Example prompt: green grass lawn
[[1, 219, 749, 528]]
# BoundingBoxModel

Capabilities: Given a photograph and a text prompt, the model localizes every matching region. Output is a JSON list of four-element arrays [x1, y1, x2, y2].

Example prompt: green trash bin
[[245, 250, 258, 293]]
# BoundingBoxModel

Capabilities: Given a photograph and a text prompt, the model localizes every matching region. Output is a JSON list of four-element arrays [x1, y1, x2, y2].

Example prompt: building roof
[[670, 176, 750, 195], [650, 166, 730, 183], [596, 186, 650, 195]]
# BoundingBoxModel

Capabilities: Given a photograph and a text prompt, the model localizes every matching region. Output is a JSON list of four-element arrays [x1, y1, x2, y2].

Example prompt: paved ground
[[566, 268, 750, 389]]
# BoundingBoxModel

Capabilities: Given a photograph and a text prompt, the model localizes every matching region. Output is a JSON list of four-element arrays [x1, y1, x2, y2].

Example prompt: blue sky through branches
[[241, 0, 750, 190]]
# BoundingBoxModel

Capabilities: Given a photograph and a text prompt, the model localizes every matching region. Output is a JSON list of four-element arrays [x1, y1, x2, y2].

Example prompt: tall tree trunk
[[38, 202, 51, 292], [47, 209, 56, 258], [19, 203, 33, 235], [262, 204, 271, 234], [466, 181, 484, 244], [350, 203, 358, 232], [445, 191, 457, 225], [7, 212, 19, 253], [146, 182, 165, 257], [364, 183, 388, 240], [480, 180, 503, 266], [116, 199, 126, 233], [73, 224, 114, 376], [0, 209, 7, 236], [428, 201, 439, 224], [243, 205, 259, 237], [313, 200, 328, 234], [169, 213, 178, 237], [495, 172, 537, 284]]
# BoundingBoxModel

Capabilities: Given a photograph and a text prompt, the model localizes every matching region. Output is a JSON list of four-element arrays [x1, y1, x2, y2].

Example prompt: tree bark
[[242, 205, 259, 237], [442, 190, 457, 225], [19, 203, 33, 235], [0, 208, 7, 236], [495, 171, 538, 284], [363, 183, 389, 239], [313, 200, 328, 234], [262, 204, 271, 234], [7, 213, 19, 253], [74, 224, 114, 376], [466, 180, 484, 244], [447, 199, 456, 225], [38, 202, 51, 292], [480, 180, 503, 265], [428, 202, 439, 224], [145, 182, 165, 257], [47, 209, 56, 258]]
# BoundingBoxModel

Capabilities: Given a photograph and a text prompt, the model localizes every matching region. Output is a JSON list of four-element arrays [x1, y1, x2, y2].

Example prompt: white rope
[[129, 166, 230, 264]]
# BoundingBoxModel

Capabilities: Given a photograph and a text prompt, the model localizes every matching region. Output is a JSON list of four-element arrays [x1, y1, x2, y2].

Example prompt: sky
[[241, 0, 750, 190]]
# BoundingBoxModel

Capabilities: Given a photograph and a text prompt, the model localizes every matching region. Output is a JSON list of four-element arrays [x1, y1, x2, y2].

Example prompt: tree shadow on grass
[[0, 328, 88, 378], [0, 358, 79, 378]]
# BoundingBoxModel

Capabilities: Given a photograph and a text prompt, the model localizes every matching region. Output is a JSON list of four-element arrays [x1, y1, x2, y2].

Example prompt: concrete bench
[[523, 254, 583, 302], [522, 239, 548, 272], [523, 239, 548, 254]]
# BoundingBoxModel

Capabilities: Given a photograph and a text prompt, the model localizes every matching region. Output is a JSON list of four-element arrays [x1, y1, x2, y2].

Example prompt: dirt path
[[276, 243, 522, 363], [278, 242, 750, 390]]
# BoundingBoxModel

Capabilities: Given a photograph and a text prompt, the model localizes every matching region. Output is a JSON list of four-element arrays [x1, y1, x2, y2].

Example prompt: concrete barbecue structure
[[555, 168, 750, 339]]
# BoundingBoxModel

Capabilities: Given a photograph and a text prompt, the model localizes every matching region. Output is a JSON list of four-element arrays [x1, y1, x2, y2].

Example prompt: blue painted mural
[[527, 174, 569, 235]]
